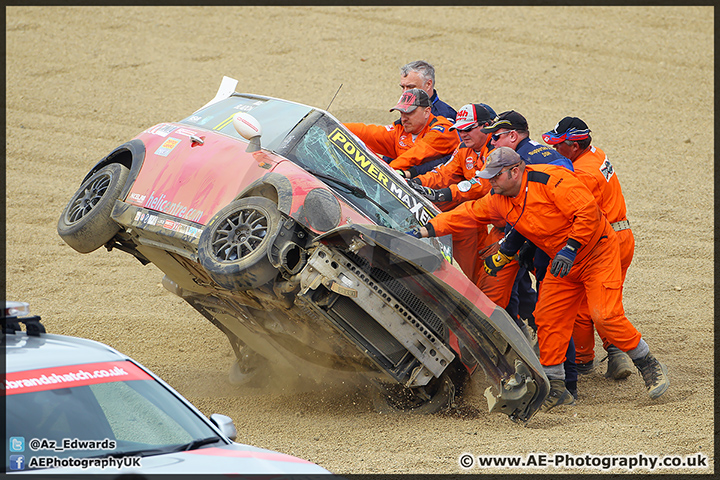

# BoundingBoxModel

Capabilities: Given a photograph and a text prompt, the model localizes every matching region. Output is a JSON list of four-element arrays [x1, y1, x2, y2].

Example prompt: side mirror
[[210, 413, 238, 441], [233, 112, 262, 153]]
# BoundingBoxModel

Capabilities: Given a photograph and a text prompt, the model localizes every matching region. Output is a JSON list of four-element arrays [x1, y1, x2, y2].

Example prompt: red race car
[[58, 77, 548, 422]]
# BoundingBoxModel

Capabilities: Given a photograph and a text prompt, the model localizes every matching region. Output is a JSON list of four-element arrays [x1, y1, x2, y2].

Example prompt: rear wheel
[[198, 197, 282, 291], [57, 163, 129, 253]]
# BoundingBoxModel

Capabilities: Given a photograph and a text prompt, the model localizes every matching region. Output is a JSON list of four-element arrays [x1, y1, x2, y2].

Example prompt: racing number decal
[[328, 128, 434, 225]]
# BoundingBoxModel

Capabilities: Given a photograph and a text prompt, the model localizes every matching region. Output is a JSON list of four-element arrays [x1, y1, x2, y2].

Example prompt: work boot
[[541, 379, 576, 412], [632, 353, 669, 399], [575, 360, 595, 375], [605, 345, 634, 380]]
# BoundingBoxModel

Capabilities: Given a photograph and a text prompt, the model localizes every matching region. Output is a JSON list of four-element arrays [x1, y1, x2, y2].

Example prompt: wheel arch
[[80, 139, 146, 201], [234, 172, 290, 214]]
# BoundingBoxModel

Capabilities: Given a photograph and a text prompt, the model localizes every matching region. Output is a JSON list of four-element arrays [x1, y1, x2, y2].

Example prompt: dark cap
[[477, 147, 522, 179], [542, 116, 591, 145], [390, 88, 432, 113], [450, 103, 497, 131], [480, 110, 529, 134]]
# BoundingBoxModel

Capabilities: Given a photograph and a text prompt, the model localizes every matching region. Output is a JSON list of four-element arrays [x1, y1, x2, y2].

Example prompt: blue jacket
[[506, 137, 574, 281], [430, 89, 456, 122]]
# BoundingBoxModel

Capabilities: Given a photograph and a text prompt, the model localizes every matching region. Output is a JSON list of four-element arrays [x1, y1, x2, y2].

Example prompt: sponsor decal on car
[[162, 219, 202, 238], [145, 123, 178, 137], [328, 128, 434, 225], [155, 137, 181, 157], [143, 191, 204, 222], [133, 211, 158, 226], [5, 361, 151, 395], [233, 100, 264, 112], [128, 192, 147, 205]]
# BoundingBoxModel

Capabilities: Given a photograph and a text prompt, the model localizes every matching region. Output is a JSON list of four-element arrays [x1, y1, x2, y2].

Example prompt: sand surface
[[6, 6, 714, 475]]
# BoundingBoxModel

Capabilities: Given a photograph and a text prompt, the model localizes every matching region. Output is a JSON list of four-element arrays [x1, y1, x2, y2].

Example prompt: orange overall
[[416, 139, 496, 285], [345, 115, 458, 171], [415, 139, 493, 211], [570, 146, 635, 364], [428, 164, 642, 367], [474, 225, 520, 309]]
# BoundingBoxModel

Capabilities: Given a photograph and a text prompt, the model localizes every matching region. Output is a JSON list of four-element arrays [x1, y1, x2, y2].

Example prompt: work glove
[[405, 226, 423, 238], [483, 249, 514, 277], [409, 183, 452, 203], [550, 242, 579, 278], [406, 177, 422, 186], [517, 241, 538, 272]]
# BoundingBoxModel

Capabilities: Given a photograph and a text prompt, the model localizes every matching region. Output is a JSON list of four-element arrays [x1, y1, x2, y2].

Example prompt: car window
[[181, 95, 313, 152], [90, 381, 203, 446]]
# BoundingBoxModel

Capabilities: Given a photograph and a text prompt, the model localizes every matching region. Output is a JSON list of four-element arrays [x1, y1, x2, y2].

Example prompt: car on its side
[[4, 301, 331, 475], [57, 76, 548, 421]]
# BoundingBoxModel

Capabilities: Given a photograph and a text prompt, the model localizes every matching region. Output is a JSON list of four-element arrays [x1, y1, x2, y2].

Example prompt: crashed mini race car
[[58, 76, 549, 422]]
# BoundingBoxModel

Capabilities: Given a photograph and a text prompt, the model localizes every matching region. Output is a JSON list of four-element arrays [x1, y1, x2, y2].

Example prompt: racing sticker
[[133, 210, 158, 226], [145, 123, 178, 137], [5, 361, 152, 395], [328, 128, 435, 226], [128, 192, 147, 205], [154, 137, 181, 157]]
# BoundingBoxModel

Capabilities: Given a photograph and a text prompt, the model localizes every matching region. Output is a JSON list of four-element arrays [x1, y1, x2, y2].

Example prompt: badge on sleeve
[[457, 180, 472, 192]]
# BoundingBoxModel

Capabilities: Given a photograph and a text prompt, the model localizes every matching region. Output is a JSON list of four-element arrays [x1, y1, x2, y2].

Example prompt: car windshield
[[5, 360, 221, 470], [278, 111, 437, 231], [181, 95, 437, 232]]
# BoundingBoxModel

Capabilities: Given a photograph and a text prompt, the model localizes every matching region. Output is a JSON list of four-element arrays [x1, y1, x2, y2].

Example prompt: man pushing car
[[410, 146, 669, 411], [344, 88, 459, 174]]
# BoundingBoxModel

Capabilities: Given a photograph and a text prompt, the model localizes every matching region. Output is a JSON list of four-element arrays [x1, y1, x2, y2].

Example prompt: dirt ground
[[5, 6, 714, 475]]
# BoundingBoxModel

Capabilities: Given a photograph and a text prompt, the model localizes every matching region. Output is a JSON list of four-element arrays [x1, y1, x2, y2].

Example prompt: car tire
[[198, 197, 282, 291], [372, 372, 456, 415], [57, 163, 130, 253]]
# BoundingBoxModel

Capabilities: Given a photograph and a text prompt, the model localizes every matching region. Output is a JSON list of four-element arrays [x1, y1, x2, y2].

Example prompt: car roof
[[5, 331, 131, 373]]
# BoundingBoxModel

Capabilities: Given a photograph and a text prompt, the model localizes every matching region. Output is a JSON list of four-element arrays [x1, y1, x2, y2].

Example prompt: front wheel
[[57, 163, 129, 253], [197, 197, 282, 291]]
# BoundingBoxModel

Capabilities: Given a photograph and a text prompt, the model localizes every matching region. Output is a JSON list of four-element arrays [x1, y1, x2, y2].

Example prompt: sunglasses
[[491, 130, 514, 142], [489, 165, 518, 180]]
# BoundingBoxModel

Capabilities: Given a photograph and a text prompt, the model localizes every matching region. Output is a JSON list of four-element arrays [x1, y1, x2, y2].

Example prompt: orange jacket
[[428, 164, 605, 261], [345, 115, 458, 171], [572, 145, 628, 224], [415, 138, 494, 209]]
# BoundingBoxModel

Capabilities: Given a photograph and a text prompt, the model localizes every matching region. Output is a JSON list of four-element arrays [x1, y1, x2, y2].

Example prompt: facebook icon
[[9, 455, 25, 471]]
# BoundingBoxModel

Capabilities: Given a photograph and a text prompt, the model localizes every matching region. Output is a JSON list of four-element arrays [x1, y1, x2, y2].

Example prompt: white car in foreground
[[4, 301, 331, 475]]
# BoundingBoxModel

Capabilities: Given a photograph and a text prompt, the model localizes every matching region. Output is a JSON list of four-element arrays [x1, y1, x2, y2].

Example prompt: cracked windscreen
[[280, 113, 435, 232]]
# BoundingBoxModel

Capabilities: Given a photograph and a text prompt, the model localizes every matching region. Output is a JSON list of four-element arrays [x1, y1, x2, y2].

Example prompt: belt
[[611, 219, 631, 232]]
